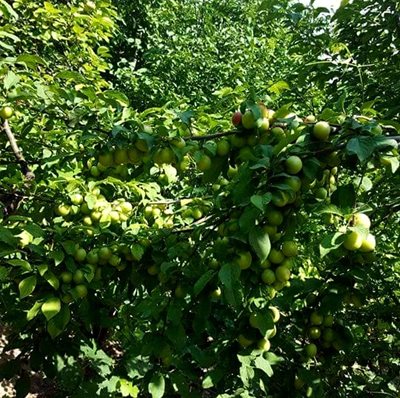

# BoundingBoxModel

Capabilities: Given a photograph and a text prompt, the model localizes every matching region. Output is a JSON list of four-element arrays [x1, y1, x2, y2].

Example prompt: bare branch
[[1, 120, 35, 180]]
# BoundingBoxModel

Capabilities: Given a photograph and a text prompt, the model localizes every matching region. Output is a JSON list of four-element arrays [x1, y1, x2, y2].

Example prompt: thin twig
[[1, 120, 35, 180]]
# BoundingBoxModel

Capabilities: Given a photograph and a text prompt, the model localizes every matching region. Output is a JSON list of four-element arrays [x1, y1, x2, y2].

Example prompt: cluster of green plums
[[238, 306, 281, 352], [54, 188, 133, 229], [342, 213, 376, 253]]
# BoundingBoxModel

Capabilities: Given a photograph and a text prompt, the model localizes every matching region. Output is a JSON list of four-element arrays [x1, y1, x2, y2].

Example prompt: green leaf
[[0, 0, 19, 19], [331, 184, 356, 210], [26, 301, 43, 321], [3, 71, 20, 91], [248, 227, 271, 263], [41, 297, 61, 321], [18, 275, 37, 298], [319, 232, 345, 258], [250, 193, 271, 211], [218, 263, 242, 307], [148, 373, 165, 398], [0, 226, 19, 247], [130, 243, 144, 261], [43, 271, 60, 290], [274, 103, 292, 119], [16, 54, 46, 68], [119, 378, 139, 397], [254, 355, 274, 377], [47, 305, 70, 339], [193, 270, 215, 296], [7, 259, 32, 271], [268, 80, 290, 95]]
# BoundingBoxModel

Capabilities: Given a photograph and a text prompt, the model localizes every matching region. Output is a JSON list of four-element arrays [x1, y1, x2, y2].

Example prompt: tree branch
[[1, 120, 35, 180]]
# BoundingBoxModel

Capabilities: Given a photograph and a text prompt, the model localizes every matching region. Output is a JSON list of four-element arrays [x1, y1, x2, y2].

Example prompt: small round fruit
[[242, 111, 256, 129], [269, 306, 280, 323], [313, 121, 331, 141], [322, 328, 335, 342], [294, 376, 305, 390], [98, 152, 114, 167], [284, 176, 302, 192], [359, 233, 376, 252], [304, 115, 316, 123], [108, 254, 121, 267], [249, 312, 261, 328], [304, 343, 317, 358], [197, 155, 212, 171], [210, 287, 222, 299], [60, 271, 73, 283], [74, 284, 88, 298], [238, 334, 253, 348], [275, 265, 290, 282], [70, 193, 83, 205], [98, 247, 112, 262], [371, 124, 382, 135], [0, 106, 13, 119], [323, 314, 334, 327], [235, 251, 252, 270], [230, 135, 246, 148], [261, 269, 276, 285], [266, 209, 283, 226], [343, 231, 363, 251], [232, 111, 242, 126], [192, 208, 203, 220], [113, 148, 129, 165], [55, 204, 71, 217], [268, 249, 285, 264], [74, 248, 87, 263], [310, 311, 323, 326], [257, 117, 270, 132], [260, 259, 272, 269], [120, 201, 133, 214], [285, 156, 303, 174], [309, 326, 321, 339], [352, 213, 371, 229], [216, 140, 230, 156], [271, 127, 285, 139], [174, 285, 185, 298], [281, 241, 298, 257], [73, 269, 85, 284], [257, 338, 271, 351], [86, 250, 99, 265], [271, 191, 289, 208]]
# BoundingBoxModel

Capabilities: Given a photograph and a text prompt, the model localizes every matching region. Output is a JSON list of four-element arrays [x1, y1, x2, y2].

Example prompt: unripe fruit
[[86, 250, 99, 265], [284, 176, 302, 192], [268, 248, 285, 264], [238, 334, 253, 348], [60, 271, 73, 283], [73, 269, 85, 284], [281, 241, 298, 257], [285, 156, 303, 174], [304, 343, 317, 358], [309, 326, 321, 339], [359, 233, 376, 252], [98, 152, 114, 167], [98, 247, 112, 262], [261, 269, 276, 285], [171, 137, 186, 149], [230, 135, 247, 148], [128, 147, 142, 164], [74, 284, 88, 298], [249, 312, 261, 328], [216, 139, 230, 156], [322, 328, 335, 342], [210, 287, 222, 299], [304, 115, 316, 123], [120, 201, 133, 214], [0, 106, 13, 119], [113, 148, 129, 165], [313, 121, 331, 141], [242, 111, 256, 129], [235, 251, 252, 270], [70, 193, 83, 205], [323, 314, 334, 327], [257, 117, 270, 132], [271, 191, 288, 207], [55, 204, 70, 217], [90, 166, 101, 177], [275, 265, 290, 282], [74, 248, 87, 263], [294, 376, 305, 390], [271, 127, 285, 139], [197, 154, 212, 171], [343, 231, 363, 251], [352, 213, 371, 229], [310, 311, 323, 326], [135, 139, 149, 153], [232, 111, 242, 126], [147, 265, 159, 275], [266, 209, 283, 226]]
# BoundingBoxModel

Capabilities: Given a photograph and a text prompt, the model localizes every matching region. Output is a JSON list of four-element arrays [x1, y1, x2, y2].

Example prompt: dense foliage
[[0, 1, 399, 397]]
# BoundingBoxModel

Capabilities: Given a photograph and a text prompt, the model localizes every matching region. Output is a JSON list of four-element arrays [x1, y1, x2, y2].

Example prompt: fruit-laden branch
[[1, 120, 35, 180]]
